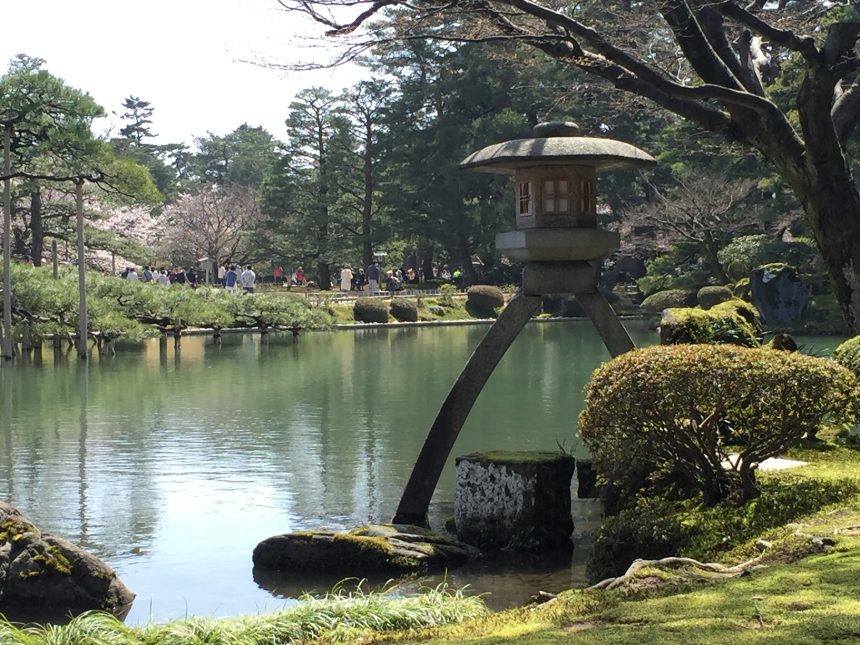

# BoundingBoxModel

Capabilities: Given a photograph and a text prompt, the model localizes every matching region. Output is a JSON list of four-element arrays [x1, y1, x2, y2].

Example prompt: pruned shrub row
[[390, 298, 418, 322], [353, 297, 389, 323], [466, 285, 505, 317]]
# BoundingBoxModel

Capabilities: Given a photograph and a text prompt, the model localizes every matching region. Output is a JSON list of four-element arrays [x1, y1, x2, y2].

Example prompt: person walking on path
[[366, 261, 380, 295], [225, 266, 238, 292], [240, 265, 256, 293], [340, 266, 354, 292]]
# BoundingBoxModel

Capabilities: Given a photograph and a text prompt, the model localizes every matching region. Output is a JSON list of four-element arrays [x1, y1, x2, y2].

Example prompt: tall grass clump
[[0, 584, 486, 644]]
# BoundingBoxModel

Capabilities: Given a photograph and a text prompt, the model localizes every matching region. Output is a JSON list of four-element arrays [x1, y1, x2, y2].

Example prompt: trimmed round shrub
[[835, 336, 860, 378], [390, 298, 418, 322], [697, 285, 733, 309], [640, 289, 696, 313], [466, 285, 505, 317], [353, 297, 389, 323], [579, 344, 860, 505], [659, 299, 761, 347]]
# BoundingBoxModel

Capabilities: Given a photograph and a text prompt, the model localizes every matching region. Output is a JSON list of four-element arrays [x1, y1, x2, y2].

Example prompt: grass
[[0, 585, 487, 644]]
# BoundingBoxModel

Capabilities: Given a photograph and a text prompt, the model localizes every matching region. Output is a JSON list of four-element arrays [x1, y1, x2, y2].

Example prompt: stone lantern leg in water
[[393, 122, 656, 527]]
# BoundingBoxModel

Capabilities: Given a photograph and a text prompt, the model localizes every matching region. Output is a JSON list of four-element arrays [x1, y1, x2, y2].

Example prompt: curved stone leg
[[393, 293, 543, 526], [575, 291, 635, 358]]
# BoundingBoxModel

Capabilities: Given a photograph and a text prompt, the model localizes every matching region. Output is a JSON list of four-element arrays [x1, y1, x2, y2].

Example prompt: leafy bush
[[697, 285, 733, 309], [834, 336, 860, 378], [437, 283, 458, 308], [466, 285, 505, 317], [640, 289, 697, 314], [718, 234, 819, 281], [579, 344, 860, 504], [390, 298, 418, 322], [353, 297, 389, 324], [636, 245, 712, 296], [659, 299, 761, 347], [587, 497, 686, 581]]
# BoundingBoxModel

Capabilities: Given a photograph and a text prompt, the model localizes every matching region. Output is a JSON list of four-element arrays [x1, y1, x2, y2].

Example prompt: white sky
[[0, 0, 360, 147]]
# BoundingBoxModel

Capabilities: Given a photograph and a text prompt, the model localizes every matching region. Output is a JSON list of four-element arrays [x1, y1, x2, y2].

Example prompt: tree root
[[588, 553, 767, 592]]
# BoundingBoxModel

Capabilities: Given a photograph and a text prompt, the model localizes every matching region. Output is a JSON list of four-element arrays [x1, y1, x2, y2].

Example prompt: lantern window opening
[[518, 181, 533, 216], [542, 177, 572, 214], [580, 179, 596, 214]]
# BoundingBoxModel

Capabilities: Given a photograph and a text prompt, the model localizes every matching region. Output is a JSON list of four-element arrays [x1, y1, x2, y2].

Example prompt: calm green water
[[0, 322, 846, 622]]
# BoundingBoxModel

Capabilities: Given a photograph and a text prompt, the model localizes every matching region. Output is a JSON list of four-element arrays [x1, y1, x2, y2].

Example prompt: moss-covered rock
[[659, 299, 762, 347], [834, 336, 860, 378], [697, 285, 733, 309], [466, 285, 505, 318], [640, 289, 697, 314], [765, 333, 799, 352], [353, 297, 390, 324], [252, 524, 469, 574], [390, 298, 418, 322], [0, 503, 134, 621]]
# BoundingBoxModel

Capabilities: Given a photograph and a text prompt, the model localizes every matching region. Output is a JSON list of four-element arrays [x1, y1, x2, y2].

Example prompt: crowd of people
[[120, 259, 458, 296], [120, 265, 200, 286]]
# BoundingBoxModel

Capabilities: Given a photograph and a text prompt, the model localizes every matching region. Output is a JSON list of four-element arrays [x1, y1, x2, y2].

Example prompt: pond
[[0, 321, 846, 622]]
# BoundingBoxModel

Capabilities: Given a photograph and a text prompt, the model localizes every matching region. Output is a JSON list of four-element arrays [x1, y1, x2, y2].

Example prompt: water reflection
[[3, 322, 838, 623]]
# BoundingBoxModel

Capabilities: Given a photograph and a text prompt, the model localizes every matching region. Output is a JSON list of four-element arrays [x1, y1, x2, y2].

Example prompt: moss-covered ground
[[354, 434, 860, 644]]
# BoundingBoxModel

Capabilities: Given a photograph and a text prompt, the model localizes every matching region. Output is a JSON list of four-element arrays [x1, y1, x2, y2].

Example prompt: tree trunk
[[317, 261, 331, 290], [702, 232, 730, 285], [362, 119, 374, 270], [30, 188, 43, 267], [457, 232, 476, 287]]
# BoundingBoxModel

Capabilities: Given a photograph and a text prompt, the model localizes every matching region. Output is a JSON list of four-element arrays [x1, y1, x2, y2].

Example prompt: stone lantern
[[460, 121, 655, 297], [393, 122, 656, 528]]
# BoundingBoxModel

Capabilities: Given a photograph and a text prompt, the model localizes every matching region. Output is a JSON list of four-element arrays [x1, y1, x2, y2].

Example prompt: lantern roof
[[460, 121, 656, 174]]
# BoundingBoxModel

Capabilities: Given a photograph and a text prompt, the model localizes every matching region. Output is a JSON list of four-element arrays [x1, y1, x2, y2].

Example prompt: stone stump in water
[[454, 451, 575, 551]]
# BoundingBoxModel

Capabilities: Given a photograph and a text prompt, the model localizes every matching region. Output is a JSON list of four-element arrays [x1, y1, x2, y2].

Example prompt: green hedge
[[640, 289, 696, 313], [835, 336, 860, 378], [390, 298, 418, 322], [697, 285, 733, 309], [466, 285, 504, 317], [353, 297, 389, 324]]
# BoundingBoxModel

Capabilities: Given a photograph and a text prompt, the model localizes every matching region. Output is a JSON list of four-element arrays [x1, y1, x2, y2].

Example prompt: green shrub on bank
[[659, 299, 761, 347], [353, 297, 389, 323], [466, 285, 505, 318], [587, 472, 859, 581], [640, 289, 696, 313], [390, 298, 418, 322], [696, 285, 733, 309], [579, 344, 860, 505], [835, 336, 860, 378]]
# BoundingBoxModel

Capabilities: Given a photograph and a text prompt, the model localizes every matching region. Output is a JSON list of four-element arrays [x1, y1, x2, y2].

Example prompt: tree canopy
[[276, 0, 860, 329]]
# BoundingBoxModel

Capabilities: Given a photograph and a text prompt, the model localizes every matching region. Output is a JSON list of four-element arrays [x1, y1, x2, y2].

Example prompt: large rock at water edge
[[0, 503, 134, 619], [750, 265, 808, 325], [454, 451, 575, 551], [253, 524, 470, 574]]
